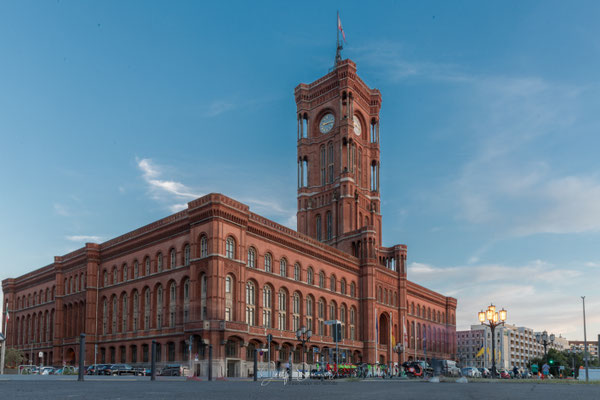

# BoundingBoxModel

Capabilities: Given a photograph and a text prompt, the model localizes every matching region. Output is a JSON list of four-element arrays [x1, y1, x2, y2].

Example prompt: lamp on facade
[[478, 304, 507, 379]]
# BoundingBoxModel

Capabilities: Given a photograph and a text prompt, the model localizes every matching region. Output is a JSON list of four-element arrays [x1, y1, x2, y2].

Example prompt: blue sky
[[1, 1, 599, 341]]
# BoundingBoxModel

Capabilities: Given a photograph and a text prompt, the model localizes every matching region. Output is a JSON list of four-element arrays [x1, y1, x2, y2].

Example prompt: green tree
[[4, 347, 25, 368]]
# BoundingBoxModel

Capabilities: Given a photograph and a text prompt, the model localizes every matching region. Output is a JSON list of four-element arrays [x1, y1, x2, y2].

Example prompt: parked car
[[159, 365, 182, 376], [478, 367, 491, 378], [40, 366, 55, 375], [441, 360, 461, 377], [107, 364, 137, 376], [87, 364, 110, 375], [461, 367, 482, 378]]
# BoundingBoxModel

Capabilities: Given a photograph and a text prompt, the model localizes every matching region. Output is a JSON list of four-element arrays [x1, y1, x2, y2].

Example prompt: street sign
[[325, 320, 341, 325], [38, 352, 43, 358], [267, 334, 273, 342], [313, 347, 320, 353]]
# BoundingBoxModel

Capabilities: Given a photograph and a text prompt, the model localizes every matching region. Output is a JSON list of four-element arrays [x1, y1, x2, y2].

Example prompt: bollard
[[151, 340, 156, 381], [289, 356, 293, 383], [78, 334, 85, 382], [208, 345, 213, 381], [253, 349, 258, 382]]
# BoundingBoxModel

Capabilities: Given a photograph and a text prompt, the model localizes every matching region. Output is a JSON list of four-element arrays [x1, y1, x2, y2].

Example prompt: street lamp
[[296, 326, 312, 379], [478, 304, 507, 379], [394, 344, 404, 376], [535, 331, 554, 363]]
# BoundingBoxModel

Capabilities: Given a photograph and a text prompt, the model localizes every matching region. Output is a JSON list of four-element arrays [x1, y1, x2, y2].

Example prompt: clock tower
[[295, 59, 382, 255]]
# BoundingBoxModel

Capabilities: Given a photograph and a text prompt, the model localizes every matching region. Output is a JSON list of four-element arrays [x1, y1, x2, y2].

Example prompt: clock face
[[353, 115, 362, 136], [319, 113, 335, 134]]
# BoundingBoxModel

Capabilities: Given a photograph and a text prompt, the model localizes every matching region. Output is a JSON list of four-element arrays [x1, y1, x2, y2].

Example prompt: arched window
[[247, 247, 256, 268], [316, 214, 322, 241], [329, 302, 337, 323], [307, 267, 314, 285], [112, 296, 118, 333], [102, 298, 108, 334], [306, 296, 313, 331], [200, 235, 208, 258], [169, 282, 176, 327], [226, 237, 235, 259], [320, 145, 326, 185], [378, 287, 382, 302], [113, 268, 118, 285], [265, 253, 272, 272], [201, 275, 207, 320], [278, 290, 287, 330], [122, 294, 128, 332], [328, 142, 334, 183], [294, 263, 301, 281], [157, 253, 163, 272], [134, 261, 139, 279], [133, 291, 139, 331], [262, 286, 272, 328], [350, 307, 356, 340], [326, 211, 332, 240], [74, 276, 79, 292], [428, 308, 431, 320], [279, 257, 285, 276], [183, 279, 190, 322], [225, 275, 233, 321], [145, 257, 150, 276], [156, 285, 164, 329], [246, 281, 256, 326], [184, 244, 190, 266], [319, 272, 325, 288], [417, 304, 421, 317], [350, 281, 356, 298], [340, 279, 346, 295], [170, 249, 176, 269], [340, 305, 346, 339], [330, 275, 336, 292], [292, 292, 300, 331], [144, 288, 150, 330], [123, 264, 128, 282]]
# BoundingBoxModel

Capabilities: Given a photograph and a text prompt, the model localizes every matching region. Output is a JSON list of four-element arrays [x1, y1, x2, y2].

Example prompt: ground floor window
[[131, 346, 137, 363], [168, 342, 175, 362], [142, 344, 149, 363], [100, 347, 106, 364], [110, 347, 116, 364]]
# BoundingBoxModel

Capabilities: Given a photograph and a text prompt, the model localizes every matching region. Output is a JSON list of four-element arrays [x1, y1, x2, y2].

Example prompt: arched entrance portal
[[378, 313, 389, 347], [65, 348, 76, 365]]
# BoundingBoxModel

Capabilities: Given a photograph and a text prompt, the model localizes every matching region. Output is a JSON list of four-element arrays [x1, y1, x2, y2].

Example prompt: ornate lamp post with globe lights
[[295, 326, 312, 379], [535, 331, 555, 363], [478, 305, 507, 379]]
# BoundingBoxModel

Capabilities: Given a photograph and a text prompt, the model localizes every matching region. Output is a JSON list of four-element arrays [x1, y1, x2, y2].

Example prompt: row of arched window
[[64, 273, 85, 295], [407, 320, 453, 354], [246, 247, 356, 297], [14, 309, 55, 346], [15, 287, 56, 310], [377, 286, 398, 307], [409, 302, 455, 325], [101, 277, 191, 335], [244, 280, 358, 341], [102, 244, 191, 288]]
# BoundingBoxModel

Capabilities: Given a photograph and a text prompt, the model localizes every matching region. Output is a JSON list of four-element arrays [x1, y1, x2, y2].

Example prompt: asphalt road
[[0, 377, 598, 400]]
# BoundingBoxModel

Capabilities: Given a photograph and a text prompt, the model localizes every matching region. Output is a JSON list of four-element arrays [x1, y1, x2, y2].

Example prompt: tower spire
[[334, 11, 345, 69]]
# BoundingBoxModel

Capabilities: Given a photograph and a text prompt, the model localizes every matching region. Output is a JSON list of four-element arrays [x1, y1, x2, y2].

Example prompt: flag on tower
[[338, 14, 346, 42]]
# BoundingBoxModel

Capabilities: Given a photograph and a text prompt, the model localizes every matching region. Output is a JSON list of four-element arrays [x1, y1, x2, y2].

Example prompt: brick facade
[[2, 59, 457, 376]]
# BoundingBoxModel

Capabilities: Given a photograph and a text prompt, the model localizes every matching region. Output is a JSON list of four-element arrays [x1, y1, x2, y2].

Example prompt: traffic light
[[549, 359, 554, 365]]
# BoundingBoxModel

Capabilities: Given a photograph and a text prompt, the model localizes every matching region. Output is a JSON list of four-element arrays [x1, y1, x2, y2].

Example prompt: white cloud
[[66, 235, 105, 243], [408, 259, 595, 340], [203, 100, 235, 118], [137, 158, 203, 211]]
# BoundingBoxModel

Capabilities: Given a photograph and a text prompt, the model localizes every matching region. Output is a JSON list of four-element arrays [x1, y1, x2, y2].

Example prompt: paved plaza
[[0, 376, 598, 400]]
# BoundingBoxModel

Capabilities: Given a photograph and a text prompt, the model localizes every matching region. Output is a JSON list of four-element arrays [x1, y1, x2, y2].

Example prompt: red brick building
[[2, 59, 457, 376]]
